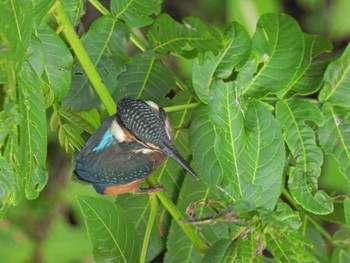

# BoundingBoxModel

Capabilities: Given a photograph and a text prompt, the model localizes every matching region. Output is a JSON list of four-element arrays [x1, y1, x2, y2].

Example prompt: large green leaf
[[208, 80, 245, 201], [63, 16, 129, 110], [240, 14, 304, 97], [164, 177, 230, 263], [276, 99, 333, 214], [113, 51, 175, 107], [190, 105, 224, 191], [319, 103, 350, 183], [319, 43, 350, 107], [77, 196, 140, 263], [37, 24, 73, 102], [192, 22, 251, 104], [148, 14, 221, 58], [240, 100, 285, 210], [110, 0, 161, 27], [18, 62, 48, 200], [0, 0, 33, 81], [280, 34, 332, 98]]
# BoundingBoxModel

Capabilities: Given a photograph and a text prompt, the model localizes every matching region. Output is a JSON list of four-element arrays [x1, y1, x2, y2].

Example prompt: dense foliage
[[1, 0, 350, 262]]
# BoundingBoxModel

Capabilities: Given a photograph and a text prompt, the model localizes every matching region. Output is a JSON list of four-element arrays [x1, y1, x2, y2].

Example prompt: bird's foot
[[135, 185, 165, 194]]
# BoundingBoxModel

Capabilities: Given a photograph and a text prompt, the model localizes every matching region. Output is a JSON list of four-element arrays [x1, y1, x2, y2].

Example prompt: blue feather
[[92, 129, 116, 152]]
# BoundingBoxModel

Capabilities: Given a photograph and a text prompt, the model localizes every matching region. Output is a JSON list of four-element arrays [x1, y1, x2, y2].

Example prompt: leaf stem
[[53, 1, 116, 116], [88, 0, 110, 16], [140, 194, 159, 263], [164, 102, 200, 113]]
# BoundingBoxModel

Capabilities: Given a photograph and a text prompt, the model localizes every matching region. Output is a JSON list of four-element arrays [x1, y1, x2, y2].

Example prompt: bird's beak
[[161, 143, 199, 179]]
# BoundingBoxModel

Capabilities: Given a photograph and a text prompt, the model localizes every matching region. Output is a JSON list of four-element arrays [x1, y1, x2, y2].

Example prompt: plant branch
[[54, 2, 208, 256], [53, 1, 116, 116], [140, 194, 159, 263]]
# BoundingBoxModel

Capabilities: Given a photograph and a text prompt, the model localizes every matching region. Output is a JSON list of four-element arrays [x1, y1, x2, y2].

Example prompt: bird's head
[[116, 97, 198, 179]]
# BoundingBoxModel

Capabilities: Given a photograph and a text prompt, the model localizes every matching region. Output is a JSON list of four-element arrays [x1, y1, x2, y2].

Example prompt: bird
[[75, 97, 198, 195]]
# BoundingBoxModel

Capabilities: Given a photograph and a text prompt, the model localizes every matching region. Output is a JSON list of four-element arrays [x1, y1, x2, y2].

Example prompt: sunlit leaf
[[110, 0, 161, 27], [77, 196, 140, 263], [208, 80, 245, 201], [240, 14, 304, 97], [277, 99, 333, 214], [148, 14, 221, 58], [240, 100, 285, 210], [18, 62, 48, 200], [345, 199, 350, 229], [192, 22, 251, 104], [0, 0, 33, 81], [319, 103, 350, 183], [280, 34, 332, 98], [319, 42, 350, 107], [37, 24, 73, 101]]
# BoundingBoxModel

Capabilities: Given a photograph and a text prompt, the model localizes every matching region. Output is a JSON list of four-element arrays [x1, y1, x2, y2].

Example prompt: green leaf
[[27, 36, 45, 77], [110, 0, 161, 27], [148, 14, 221, 58], [164, 177, 230, 263], [265, 226, 315, 263], [319, 103, 350, 183], [62, 0, 85, 26], [202, 239, 237, 263], [345, 199, 350, 229], [113, 51, 175, 107], [0, 157, 16, 218], [37, 24, 73, 101], [33, 0, 55, 26], [192, 22, 251, 104], [237, 230, 262, 263], [18, 62, 48, 200], [0, 0, 33, 81], [331, 228, 350, 263], [77, 196, 140, 263], [304, 226, 329, 263], [115, 194, 164, 262], [208, 80, 245, 201], [190, 105, 224, 191], [58, 108, 98, 135], [280, 34, 332, 98], [240, 100, 285, 210], [319, 43, 350, 107], [63, 16, 129, 110], [240, 14, 304, 97], [276, 99, 333, 214]]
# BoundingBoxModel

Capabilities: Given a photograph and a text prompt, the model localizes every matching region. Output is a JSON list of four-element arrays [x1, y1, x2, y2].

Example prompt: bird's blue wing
[[75, 117, 155, 188]]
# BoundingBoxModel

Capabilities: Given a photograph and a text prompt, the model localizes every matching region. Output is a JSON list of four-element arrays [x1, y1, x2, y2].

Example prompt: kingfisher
[[75, 97, 198, 195]]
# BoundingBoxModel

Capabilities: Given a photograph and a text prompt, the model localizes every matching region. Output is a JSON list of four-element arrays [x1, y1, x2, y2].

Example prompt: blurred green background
[[1, 0, 349, 262]]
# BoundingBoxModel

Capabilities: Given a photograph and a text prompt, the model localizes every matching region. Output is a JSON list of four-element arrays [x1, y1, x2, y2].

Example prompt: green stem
[[88, 0, 109, 15], [53, 2, 116, 116], [146, 176, 209, 255], [164, 103, 200, 113], [140, 194, 159, 263], [54, 2, 208, 256]]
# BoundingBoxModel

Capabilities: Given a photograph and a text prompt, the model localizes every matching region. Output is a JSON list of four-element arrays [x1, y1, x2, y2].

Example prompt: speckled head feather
[[116, 97, 171, 148]]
